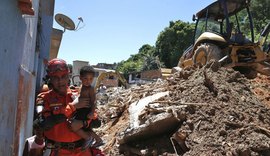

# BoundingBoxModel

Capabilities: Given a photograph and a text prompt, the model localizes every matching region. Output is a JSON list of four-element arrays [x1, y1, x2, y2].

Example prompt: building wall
[[101, 79, 118, 88], [141, 69, 162, 80], [0, 0, 54, 155], [36, 0, 55, 91], [72, 60, 89, 76], [72, 60, 89, 86]]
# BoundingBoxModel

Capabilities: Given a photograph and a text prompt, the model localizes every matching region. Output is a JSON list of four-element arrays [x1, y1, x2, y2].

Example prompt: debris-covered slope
[[96, 61, 270, 156]]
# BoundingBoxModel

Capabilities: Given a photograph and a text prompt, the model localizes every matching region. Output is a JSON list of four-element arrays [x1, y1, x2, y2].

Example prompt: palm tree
[[141, 53, 163, 71]]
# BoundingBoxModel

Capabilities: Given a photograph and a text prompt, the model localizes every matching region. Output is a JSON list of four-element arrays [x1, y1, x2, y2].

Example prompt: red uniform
[[40, 88, 93, 156], [38, 58, 104, 156]]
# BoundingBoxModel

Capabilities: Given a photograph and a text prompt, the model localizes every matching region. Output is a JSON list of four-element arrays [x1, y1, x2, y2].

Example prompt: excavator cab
[[177, 0, 269, 78]]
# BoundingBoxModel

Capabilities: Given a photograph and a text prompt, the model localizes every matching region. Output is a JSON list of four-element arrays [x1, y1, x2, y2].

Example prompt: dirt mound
[[250, 74, 270, 107], [166, 62, 270, 156], [96, 61, 270, 156]]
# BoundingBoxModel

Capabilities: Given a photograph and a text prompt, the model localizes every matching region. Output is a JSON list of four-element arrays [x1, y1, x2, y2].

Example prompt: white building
[[71, 60, 89, 86]]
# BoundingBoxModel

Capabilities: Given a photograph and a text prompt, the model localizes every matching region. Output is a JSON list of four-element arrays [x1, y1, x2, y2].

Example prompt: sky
[[54, 0, 215, 65]]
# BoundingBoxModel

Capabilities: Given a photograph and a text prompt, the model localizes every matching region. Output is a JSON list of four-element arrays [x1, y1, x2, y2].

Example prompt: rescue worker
[[36, 58, 94, 156]]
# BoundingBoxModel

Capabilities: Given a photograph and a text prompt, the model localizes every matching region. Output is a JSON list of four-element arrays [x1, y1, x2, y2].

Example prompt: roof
[[49, 28, 63, 60], [93, 67, 115, 73], [73, 60, 89, 63], [196, 0, 250, 20]]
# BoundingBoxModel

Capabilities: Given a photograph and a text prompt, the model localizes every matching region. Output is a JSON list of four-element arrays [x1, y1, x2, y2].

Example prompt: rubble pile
[[96, 81, 169, 155], [96, 61, 270, 156]]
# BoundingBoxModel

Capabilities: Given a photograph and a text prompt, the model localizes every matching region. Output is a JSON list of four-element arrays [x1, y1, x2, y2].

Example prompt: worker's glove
[[40, 114, 67, 131]]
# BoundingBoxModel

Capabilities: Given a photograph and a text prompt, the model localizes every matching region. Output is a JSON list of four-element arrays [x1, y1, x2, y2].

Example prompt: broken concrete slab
[[119, 112, 182, 144], [128, 91, 169, 128]]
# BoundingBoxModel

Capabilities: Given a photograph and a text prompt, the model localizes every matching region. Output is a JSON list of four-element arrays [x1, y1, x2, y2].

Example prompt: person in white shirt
[[22, 124, 45, 156]]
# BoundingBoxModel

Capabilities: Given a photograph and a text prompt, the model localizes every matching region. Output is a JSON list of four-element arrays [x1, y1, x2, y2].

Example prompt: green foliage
[[116, 60, 143, 78], [116, 44, 157, 78], [138, 44, 163, 71], [138, 44, 155, 56], [141, 52, 163, 71], [155, 20, 195, 68], [250, 0, 270, 33], [234, 0, 270, 41]]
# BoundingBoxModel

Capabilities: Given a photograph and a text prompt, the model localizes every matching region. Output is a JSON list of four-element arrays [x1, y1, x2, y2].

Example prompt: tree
[[139, 44, 163, 71], [138, 44, 155, 56], [250, 0, 270, 34], [141, 52, 163, 71], [116, 44, 157, 77], [235, 0, 270, 40], [116, 60, 143, 79], [155, 20, 195, 68]]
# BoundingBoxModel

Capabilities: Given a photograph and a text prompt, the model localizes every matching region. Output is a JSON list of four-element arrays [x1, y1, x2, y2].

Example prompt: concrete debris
[[129, 91, 169, 128], [172, 66, 182, 74], [120, 112, 181, 145], [95, 60, 270, 156]]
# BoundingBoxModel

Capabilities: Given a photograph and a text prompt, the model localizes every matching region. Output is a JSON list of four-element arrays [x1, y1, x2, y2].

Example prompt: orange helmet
[[47, 58, 69, 77]]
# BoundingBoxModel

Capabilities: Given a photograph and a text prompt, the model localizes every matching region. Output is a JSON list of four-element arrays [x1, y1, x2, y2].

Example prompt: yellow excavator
[[177, 0, 270, 78], [94, 71, 129, 91]]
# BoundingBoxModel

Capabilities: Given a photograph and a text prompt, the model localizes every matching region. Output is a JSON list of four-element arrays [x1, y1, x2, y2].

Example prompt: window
[[195, 18, 221, 41], [108, 75, 115, 80], [228, 8, 253, 41]]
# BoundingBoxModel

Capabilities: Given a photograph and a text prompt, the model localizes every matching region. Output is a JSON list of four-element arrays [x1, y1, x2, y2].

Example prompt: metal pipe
[[218, 55, 229, 63], [221, 0, 230, 38], [247, 6, 254, 42]]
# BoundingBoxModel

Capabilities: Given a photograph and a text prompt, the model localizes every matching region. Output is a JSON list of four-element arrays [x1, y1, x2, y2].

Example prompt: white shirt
[[26, 135, 45, 151]]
